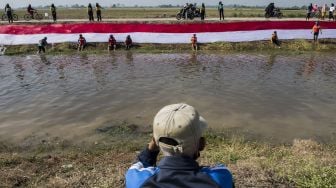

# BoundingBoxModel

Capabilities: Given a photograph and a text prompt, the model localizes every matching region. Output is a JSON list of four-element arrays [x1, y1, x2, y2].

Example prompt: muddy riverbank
[[3, 39, 336, 56]]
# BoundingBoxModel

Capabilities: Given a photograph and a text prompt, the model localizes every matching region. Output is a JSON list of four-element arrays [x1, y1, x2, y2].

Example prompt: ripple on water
[[0, 52, 335, 143]]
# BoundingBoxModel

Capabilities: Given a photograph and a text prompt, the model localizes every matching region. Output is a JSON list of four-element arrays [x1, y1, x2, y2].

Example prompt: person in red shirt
[[108, 34, 117, 51], [312, 21, 322, 42], [191, 34, 198, 51], [125, 35, 132, 50], [78, 34, 86, 51]]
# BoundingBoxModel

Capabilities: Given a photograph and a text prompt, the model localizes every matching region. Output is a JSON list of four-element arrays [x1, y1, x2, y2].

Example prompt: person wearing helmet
[[27, 4, 36, 19], [126, 103, 234, 188], [108, 34, 117, 51], [38, 37, 48, 53]]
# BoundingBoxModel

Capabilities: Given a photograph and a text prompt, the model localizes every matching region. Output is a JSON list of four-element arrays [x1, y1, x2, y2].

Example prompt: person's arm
[[137, 138, 159, 167], [125, 138, 160, 188]]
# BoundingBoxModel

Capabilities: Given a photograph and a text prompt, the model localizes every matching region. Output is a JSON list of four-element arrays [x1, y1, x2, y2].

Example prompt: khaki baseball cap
[[153, 103, 208, 156]]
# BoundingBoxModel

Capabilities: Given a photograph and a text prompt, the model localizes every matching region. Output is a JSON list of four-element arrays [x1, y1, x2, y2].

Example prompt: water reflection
[[0, 53, 336, 143]]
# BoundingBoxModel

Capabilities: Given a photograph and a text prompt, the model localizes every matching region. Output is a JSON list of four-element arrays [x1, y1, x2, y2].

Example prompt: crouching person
[[126, 103, 234, 188], [38, 37, 48, 53], [125, 35, 132, 50], [108, 34, 116, 51], [78, 34, 86, 51], [271, 31, 281, 48]]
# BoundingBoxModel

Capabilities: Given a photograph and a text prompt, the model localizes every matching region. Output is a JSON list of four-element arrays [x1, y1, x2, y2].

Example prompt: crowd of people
[[3, 2, 336, 23], [37, 34, 134, 54], [306, 3, 336, 21]]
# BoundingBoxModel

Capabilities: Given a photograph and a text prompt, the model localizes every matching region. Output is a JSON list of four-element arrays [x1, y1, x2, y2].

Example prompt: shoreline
[[0, 128, 335, 187], [3, 39, 336, 56]]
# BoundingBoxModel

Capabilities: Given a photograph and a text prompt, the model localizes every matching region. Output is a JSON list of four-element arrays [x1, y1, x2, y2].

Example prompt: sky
[[1, 0, 335, 8]]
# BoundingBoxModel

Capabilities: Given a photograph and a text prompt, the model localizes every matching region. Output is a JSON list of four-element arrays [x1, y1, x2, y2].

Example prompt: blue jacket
[[126, 148, 234, 188]]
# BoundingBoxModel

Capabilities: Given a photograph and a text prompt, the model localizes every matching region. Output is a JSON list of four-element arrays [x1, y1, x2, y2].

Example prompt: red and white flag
[[0, 21, 335, 45]]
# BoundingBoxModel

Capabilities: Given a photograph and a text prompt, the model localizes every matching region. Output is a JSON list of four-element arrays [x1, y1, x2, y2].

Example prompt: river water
[[0, 52, 335, 143]]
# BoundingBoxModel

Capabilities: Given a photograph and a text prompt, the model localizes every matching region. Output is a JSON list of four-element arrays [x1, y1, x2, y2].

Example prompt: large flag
[[0, 21, 336, 45]]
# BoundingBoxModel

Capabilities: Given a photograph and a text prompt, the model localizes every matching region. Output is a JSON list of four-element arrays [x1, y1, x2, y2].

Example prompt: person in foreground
[[126, 103, 234, 188]]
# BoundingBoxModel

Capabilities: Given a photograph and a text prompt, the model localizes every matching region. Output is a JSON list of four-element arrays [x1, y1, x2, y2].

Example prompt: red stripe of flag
[[1, 21, 336, 35]]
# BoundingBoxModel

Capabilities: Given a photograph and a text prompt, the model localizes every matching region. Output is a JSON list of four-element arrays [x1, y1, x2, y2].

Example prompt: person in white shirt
[[329, 3, 335, 21]]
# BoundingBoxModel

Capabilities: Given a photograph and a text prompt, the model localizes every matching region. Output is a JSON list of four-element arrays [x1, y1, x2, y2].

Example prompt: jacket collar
[[158, 156, 200, 170]]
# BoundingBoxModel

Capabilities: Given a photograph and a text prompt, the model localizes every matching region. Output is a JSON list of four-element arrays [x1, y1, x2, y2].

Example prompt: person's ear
[[199, 137, 206, 151]]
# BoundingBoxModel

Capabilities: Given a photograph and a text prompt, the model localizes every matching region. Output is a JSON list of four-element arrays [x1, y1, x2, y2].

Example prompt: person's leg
[[221, 9, 224, 20], [42, 46, 45, 53], [113, 45, 116, 51], [38, 46, 41, 53]]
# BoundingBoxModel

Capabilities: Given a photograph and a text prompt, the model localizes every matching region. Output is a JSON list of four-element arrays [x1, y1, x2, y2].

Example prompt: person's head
[[219, 1, 222, 5], [89, 3, 92, 7], [153, 103, 207, 159], [110, 34, 113, 38], [28, 4, 31, 7], [273, 31, 277, 34], [127, 35, 131, 38], [332, 3, 334, 6], [51, 4, 54, 7], [44, 37, 47, 40], [202, 3, 205, 7], [193, 34, 196, 37], [79, 34, 83, 38], [6, 4, 9, 7], [96, 3, 99, 7], [315, 21, 319, 25]]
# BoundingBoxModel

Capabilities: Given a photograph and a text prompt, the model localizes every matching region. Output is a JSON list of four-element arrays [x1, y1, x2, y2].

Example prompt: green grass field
[[4, 7, 307, 20], [1, 128, 335, 187]]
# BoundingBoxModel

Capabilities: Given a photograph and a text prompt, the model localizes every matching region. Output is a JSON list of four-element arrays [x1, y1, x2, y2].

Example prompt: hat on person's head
[[153, 103, 208, 156]]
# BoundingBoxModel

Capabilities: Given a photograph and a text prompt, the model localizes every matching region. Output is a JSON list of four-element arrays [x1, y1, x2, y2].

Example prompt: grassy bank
[[4, 8, 307, 21], [0, 124, 335, 187], [4, 39, 336, 56]]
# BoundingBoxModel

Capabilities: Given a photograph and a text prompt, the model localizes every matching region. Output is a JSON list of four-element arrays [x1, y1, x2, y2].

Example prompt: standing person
[[78, 34, 86, 51], [27, 4, 36, 19], [218, 1, 224, 20], [125, 35, 132, 50], [200, 3, 206, 20], [329, 3, 335, 21], [88, 3, 94, 21], [271, 31, 280, 48], [96, 3, 102, 22], [38, 37, 48, 53], [125, 103, 234, 188], [312, 21, 322, 42], [191, 34, 198, 51], [5, 4, 13, 23], [108, 34, 116, 51], [50, 4, 57, 22], [322, 4, 327, 20], [306, 3, 313, 21]]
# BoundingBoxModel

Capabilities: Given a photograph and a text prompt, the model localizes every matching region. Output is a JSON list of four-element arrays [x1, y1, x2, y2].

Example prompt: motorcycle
[[176, 7, 201, 20], [265, 8, 283, 19]]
